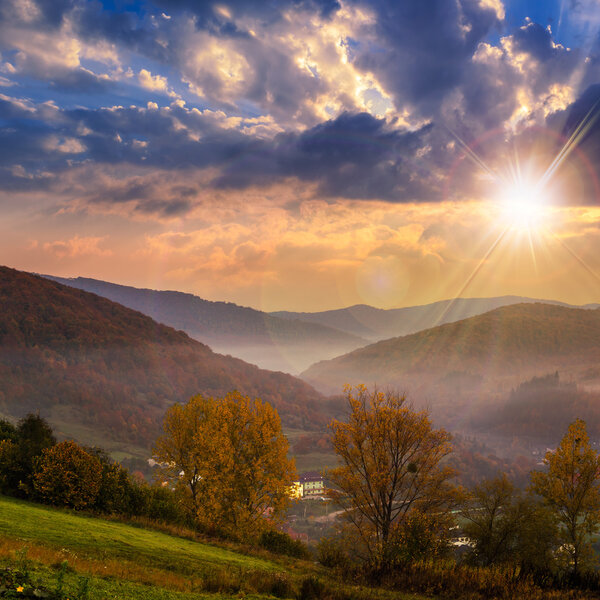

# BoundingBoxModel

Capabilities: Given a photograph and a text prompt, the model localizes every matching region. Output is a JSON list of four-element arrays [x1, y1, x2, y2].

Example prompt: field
[[0, 495, 420, 600]]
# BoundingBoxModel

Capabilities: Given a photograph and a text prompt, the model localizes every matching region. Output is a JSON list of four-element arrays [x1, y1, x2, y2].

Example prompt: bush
[[299, 575, 326, 600], [269, 572, 293, 598], [201, 568, 241, 594], [259, 529, 311, 559], [0, 414, 56, 498], [316, 536, 349, 569]]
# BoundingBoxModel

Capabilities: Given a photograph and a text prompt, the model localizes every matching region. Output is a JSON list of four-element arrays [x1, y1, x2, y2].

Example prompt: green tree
[[33, 441, 102, 509], [327, 386, 460, 570], [0, 414, 56, 496], [0, 419, 17, 443], [154, 391, 296, 539], [530, 418, 600, 575], [86, 447, 138, 515]]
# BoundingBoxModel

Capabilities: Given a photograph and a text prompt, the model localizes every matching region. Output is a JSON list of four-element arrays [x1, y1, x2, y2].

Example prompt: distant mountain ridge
[[301, 303, 600, 396], [0, 266, 335, 452], [272, 296, 600, 341], [42, 275, 367, 373]]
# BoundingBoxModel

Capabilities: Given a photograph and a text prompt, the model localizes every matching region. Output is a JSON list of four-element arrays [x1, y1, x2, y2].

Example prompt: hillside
[[43, 275, 367, 373], [0, 496, 417, 600], [0, 267, 334, 451], [301, 303, 600, 396], [273, 296, 598, 341]]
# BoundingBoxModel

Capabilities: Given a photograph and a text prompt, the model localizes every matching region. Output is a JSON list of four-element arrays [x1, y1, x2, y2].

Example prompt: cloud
[[350, 0, 503, 119], [43, 235, 113, 258], [214, 111, 435, 201], [0, 92, 438, 204], [138, 68, 174, 96], [0, 0, 599, 214]]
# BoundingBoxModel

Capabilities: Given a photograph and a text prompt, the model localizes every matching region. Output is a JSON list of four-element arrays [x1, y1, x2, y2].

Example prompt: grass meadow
[[0, 495, 418, 600]]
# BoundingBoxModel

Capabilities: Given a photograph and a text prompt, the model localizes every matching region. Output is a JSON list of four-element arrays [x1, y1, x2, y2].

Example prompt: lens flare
[[499, 182, 546, 229]]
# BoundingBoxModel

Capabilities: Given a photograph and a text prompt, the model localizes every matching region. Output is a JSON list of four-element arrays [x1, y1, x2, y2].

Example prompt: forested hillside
[[0, 267, 335, 448], [302, 303, 600, 395], [470, 372, 600, 441]]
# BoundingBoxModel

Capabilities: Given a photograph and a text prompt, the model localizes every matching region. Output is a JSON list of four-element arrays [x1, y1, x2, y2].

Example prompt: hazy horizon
[[37, 270, 600, 314]]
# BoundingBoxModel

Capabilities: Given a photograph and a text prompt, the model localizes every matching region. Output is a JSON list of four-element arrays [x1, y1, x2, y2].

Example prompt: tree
[[327, 386, 460, 570], [154, 391, 296, 539], [462, 474, 520, 567], [0, 414, 56, 497], [153, 395, 213, 515], [0, 420, 17, 443], [462, 474, 559, 572], [33, 441, 102, 510], [86, 447, 138, 515], [530, 418, 600, 575]]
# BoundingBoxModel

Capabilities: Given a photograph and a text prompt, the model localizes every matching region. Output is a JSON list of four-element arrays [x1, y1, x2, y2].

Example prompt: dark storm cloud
[[351, 0, 502, 118], [213, 112, 436, 201], [72, 2, 174, 62], [552, 84, 600, 191], [48, 69, 116, 94], [150, 0, 340, 23], [72, 0, 337, 60], [0, 95, 434, 202], [1, 0, 600, 210], [512, 22, 559, 61]]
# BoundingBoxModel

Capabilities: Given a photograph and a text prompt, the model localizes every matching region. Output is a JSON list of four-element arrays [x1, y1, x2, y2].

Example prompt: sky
[[3, 0, 600, 312]]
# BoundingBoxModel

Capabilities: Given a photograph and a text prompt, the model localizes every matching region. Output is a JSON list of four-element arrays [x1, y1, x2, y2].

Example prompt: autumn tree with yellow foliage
[[153, 395, 213, 516], [154, 391, 295, 540], [328, 386, 461, 570], [530, 418, 600, 575]]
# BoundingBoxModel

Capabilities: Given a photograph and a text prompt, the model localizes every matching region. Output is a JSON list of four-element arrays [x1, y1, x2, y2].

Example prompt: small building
[[299, 471, 325, 497]]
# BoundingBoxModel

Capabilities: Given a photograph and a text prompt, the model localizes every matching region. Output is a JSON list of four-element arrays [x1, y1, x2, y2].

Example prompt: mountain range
[[43, 275, 366, 373], [0, 267, 337, 456], [6, 266, 600, 463], [43, 275, 600, 376], [273, 296, 600, 341]]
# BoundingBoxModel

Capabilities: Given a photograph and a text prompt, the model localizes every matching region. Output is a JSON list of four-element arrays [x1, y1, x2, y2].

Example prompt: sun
[[497, 181, 546, 230]]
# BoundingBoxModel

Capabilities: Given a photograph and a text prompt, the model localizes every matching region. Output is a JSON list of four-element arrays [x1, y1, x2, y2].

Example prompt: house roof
[[299, 471, 323, 482]]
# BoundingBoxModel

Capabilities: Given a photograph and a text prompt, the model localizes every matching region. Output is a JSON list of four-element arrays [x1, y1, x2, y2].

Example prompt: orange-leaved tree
[[33, 441, 102, 510], [530, 418, 600, 575], [153, 395, 214, 516], [328, 385, 460, 570], [154, 391, 295, 539]]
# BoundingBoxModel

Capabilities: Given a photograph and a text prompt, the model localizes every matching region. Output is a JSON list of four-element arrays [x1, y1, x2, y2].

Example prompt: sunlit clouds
[[2, 0, 600, 310]]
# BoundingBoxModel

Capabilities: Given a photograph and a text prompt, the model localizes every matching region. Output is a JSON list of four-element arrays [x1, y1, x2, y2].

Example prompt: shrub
[[0, 414, 55, 498], [316, 536, 349, 569], [202, 570, 235, 593], [299, 575, 326, 600], [87, 448, 138, 515], [259, 529, 311, 559], [137, 483, 188, 524], [269, 572, 293, 598]]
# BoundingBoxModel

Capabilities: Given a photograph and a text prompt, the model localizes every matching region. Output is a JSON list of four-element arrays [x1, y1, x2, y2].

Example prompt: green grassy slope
[[0, 497, 273, 574], [0, 496, 419, 600]]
